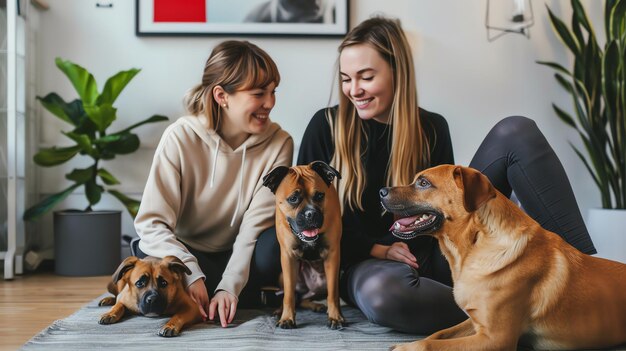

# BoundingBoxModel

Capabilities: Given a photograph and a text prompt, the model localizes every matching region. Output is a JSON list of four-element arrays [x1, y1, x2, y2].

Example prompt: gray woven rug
[[22, 295, 421, 350]]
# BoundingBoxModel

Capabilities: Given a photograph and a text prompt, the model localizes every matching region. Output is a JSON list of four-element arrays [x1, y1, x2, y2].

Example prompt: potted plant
[[538, 0, 625, 262], [23, 58, 168, 275]]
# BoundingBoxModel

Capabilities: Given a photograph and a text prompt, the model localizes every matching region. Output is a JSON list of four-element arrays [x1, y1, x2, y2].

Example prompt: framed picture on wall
[[136, 0, 349, 37]]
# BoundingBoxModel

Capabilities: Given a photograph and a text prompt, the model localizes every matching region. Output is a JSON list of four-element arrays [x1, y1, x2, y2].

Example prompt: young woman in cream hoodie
[[133, 40, 293, 328]]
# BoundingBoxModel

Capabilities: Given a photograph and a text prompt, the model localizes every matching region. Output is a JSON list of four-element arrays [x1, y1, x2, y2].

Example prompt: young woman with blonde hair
[[134, 40, 293, 328], [298, 16, 595, 333]]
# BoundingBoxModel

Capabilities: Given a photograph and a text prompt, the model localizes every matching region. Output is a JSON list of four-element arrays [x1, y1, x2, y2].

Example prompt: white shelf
[[2, 0, 29, 280]]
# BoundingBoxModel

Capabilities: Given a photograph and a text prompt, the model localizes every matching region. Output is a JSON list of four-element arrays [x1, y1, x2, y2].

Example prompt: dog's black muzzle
[[288, 206, 324, 243], [296, 206, 323, 229], [139, 289, 166, 316]]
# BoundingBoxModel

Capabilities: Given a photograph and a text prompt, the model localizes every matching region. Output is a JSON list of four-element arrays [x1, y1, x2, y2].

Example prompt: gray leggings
[[343, 116, 595, 335], [343, 250, 467, 335]]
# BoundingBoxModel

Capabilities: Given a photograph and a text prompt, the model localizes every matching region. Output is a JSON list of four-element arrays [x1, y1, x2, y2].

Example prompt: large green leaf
[[571, 9, 584, 51], [98, 133, 140, 155], [98, 168, 120, 185], [37, 93, 81, 126], [22, 183, 81, 221], [39, 97, 97, 137], [603, 41, 620, 118], [581, 39, 602, 119], [571, 78, 593, 133], [609, 0, 626, 41], [73, 114, 99, 138], [83, 103, 117, 133], [97, 68, 140, 105], [108, 190, 141, 218], [66, 167, 95, 183], [33, 146, 81, 167], [546, 5, 580, 55], [114, 115, 169, 134], [552, 104, 577, 128], [85, 179, 103, 206], [536, 61, 572, 76], [55, 58, 99, 106], [555, 73, 575, 95], [63, 131, 95, 157], [572, 0, 595, 36], [605, 0, 618, 38]]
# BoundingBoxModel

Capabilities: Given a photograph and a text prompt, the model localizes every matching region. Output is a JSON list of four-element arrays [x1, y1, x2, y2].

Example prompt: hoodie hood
[[178, 115, 283, 226], [179, 115, 282, 153]]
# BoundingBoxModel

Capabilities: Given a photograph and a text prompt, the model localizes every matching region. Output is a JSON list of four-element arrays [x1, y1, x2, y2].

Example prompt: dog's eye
[[416, 178, 431, 188], [287, 194, 300, 204], [135, 279, 146, 288], [157, 277, 168, 289], [313, 192, 325, 202]]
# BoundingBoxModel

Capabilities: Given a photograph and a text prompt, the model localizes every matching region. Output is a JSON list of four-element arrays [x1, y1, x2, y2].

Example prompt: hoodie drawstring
[[230, 144, 246, 227], [210, 139, 220, 188]]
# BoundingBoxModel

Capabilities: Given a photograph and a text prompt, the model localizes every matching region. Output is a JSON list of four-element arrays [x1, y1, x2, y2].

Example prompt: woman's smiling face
[[339, 43, 394, 124], [218, 81, 276, 149]]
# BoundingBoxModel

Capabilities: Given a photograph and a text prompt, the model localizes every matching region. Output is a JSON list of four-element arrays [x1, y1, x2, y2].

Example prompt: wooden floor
[[0, 271, 109, 351]]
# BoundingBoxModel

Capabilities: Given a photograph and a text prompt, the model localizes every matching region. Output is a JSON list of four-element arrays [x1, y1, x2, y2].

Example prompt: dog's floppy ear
[[453, 166, 496, 212], [262, 166, 290, 194], [111, 256, 139, 283], [310, 161, 342, 186], [162, 255, 192, 276]]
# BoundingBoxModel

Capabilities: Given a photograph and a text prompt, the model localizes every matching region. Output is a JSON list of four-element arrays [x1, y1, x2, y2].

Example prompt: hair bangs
[[238, 52, 281, 91]]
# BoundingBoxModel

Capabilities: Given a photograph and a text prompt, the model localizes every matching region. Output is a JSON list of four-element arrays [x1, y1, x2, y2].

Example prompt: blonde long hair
[[331, 16, 430, 211], [183, 40, 280, 129]]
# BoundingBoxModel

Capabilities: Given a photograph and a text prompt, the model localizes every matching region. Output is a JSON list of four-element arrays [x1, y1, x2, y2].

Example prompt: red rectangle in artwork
[[154, 0, 206, 23]]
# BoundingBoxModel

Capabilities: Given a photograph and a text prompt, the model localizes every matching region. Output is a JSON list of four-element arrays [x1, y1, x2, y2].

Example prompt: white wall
[[32, 0, 604, 253]]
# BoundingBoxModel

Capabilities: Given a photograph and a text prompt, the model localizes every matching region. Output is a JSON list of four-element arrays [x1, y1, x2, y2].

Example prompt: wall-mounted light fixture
[[485, 0, 534, 42]]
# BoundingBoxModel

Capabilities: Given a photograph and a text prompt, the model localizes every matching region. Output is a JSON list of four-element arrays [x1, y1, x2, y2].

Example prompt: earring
[[222, 103, 227, 108]]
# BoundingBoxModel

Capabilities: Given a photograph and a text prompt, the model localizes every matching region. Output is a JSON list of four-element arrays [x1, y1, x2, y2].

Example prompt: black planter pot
[[54, 210, 121, 276]]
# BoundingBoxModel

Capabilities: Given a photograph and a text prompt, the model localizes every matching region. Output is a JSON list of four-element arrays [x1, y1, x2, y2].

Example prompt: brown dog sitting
[[98, 256, 202, 337], [263, 161, 345, 329], [380, 165, 626, 351]]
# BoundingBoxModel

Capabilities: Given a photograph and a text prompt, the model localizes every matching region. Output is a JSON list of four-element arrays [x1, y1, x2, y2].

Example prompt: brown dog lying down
[[380, 165, 626, 351], [98, 256, 202, 337]]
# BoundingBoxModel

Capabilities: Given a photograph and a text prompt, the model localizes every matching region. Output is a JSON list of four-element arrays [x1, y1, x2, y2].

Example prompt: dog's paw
[[98, 313, 119, 325], [276, 318, 296, 329], [98, 297, 116, 306], [158, 325, 181, 337], [327, 315, 345, 330]]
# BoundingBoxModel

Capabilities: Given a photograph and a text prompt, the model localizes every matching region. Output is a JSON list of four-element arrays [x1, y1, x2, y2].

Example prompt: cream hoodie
[[134, 115, 293, 298]]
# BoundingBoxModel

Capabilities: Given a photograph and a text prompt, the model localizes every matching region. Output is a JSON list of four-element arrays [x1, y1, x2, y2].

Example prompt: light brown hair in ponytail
[[331, 16, 430, 211], [183, 40, 281, 129]]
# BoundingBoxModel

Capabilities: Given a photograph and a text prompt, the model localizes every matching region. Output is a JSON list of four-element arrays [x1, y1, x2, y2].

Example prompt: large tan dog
[[380, 165, 626, 351], [98, 256, 202, 337], [263, 161, 344, 329]]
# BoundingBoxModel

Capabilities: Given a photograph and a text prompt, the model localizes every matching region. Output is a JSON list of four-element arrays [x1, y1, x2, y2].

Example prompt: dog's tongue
[[301, 229, 319, 237], [389, 215, 420, 231]]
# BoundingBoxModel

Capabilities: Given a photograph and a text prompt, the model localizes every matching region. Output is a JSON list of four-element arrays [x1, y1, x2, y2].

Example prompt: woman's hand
[[187, 279, 209, 321], [209, 290, 238, 328], [371, 242, 419, 269]]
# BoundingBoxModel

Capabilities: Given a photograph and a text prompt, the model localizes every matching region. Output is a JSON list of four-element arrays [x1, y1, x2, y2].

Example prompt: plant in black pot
[[538, 0, 625, 262], [23, 58, 168, 275]]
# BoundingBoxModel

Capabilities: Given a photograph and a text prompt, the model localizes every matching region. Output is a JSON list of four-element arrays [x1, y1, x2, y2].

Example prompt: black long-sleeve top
[[297, 107, 454, 269]]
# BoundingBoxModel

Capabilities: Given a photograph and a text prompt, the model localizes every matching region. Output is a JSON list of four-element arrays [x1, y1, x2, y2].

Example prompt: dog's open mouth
[[291, 225, 321, 243], [389, 212, 441, 240]]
